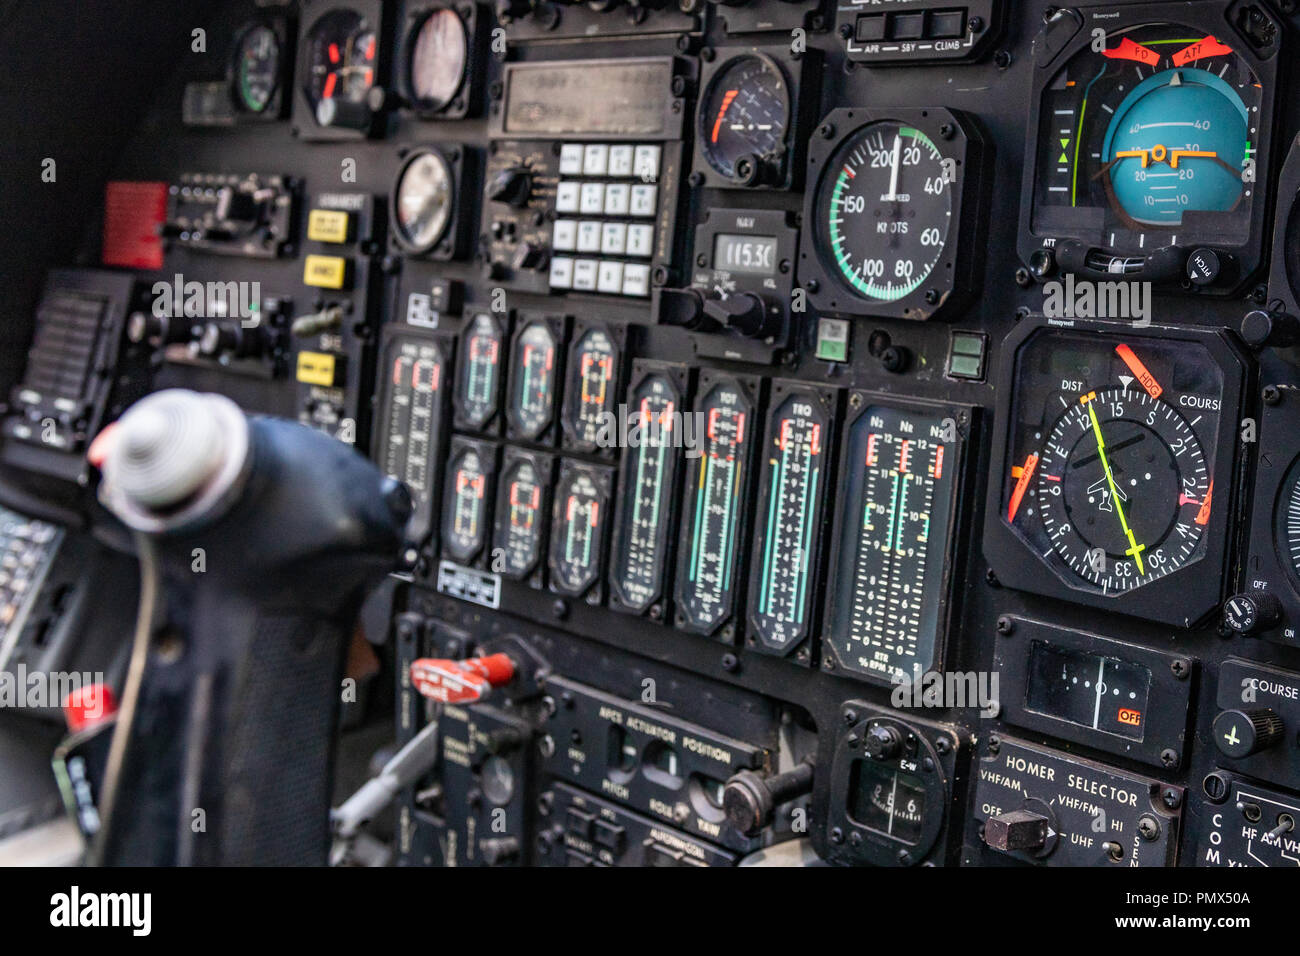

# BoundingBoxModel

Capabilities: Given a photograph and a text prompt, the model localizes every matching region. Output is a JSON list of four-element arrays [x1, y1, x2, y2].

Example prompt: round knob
[[1240, 310, 1300, 349], [488, 166, 533, 208], [1186, 247, 1224, 286], [703, 292, 778, 339], [862, 724, 902, 760], [1213, 707, 1285, 758], [1223, 592, 1282, 635], [984, 808, 1050, 853], [316, 96, 372, 131]]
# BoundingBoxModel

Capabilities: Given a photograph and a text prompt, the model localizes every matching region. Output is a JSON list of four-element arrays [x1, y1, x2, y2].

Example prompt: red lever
[[410, 653, 515, 704], [63, 683, 119, 733]]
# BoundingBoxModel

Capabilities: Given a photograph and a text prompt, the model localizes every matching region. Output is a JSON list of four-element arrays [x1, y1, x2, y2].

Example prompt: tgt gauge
[[985, 319, 1245, 627], [675, 373, 761, 640]]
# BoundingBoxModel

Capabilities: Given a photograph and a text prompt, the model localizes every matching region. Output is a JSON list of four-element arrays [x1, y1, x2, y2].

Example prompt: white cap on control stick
[[96, 389, 251, 533]]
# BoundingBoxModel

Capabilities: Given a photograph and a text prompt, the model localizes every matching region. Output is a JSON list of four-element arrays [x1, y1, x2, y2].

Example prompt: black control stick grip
[[92, 390, 409, 865]]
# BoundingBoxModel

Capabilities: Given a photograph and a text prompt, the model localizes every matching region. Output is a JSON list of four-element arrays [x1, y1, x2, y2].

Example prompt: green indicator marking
[[689, 455, 709, 583], [760, 438, 787, 617], [793, 459, 818, 626], [721, 459, 741, 594], [581, 502, 593, 569]]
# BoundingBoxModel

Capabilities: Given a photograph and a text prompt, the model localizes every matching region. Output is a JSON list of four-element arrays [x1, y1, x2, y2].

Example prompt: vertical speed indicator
[[675, 375, 758, 639], [747, 384, 838, 661], [610, 366, 688, 617]]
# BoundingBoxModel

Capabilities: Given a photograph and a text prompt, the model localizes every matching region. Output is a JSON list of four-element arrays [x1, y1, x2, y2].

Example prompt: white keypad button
[[600, 222, 627, 255], [603, 183, 631, 216], [552, 219, 577, 251], [608, 145, 634, 177], [633, 145, 661, 180], [597, 260, 624, 294], [579, 182, 605, 214], [555, 181, 580, 214], [629, 184, 657, 217], [582, 144, 609, 176], [549, 257, 574, 289], [622, 263, 651, 297], [572, 259, 599, 291], [576, 220, 602, 253], [559, 144, 584, 175], [626, 224, 654, 257]]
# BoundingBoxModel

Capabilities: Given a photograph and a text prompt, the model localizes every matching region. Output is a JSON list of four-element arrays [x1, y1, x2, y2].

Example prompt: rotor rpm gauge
[[454, 313, 506, 432], [441, 439, 495, 567], [561, 324, 623, 456], [393, 149, 454, 253], [675, 374, 759, 639], [986, 320, 1245, 627], [698, 53, 790, 187], [609, 365, 688, 617], [801, 108, 985, 320], [747, 383, 838, 662], [549, 461, 614, 604], [825, 398, 965, 686]]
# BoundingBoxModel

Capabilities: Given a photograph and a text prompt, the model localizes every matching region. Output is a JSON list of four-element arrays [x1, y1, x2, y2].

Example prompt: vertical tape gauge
[[454, 312, 507, 432], [492, 448, 553, 588], [549, 460, 615, 605], [561, 322, 624, 456], [441, 437, 496, 567], [747, 382, 839, 663]]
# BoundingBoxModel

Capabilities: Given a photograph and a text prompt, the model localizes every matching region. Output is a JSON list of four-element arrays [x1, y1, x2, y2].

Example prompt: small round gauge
[[407, 8, 468, 112], [303, 9, 377, 121], [814, 120, 953, 303], [442, 444, 489, 563], [493, 456, 547, 579], [698, 54, 790, 185], [479, 755, 514, 806], [393, 150, 453, 252], [998, 327, 1231, 611], [561, 326, 620, 452], [508, 320, 558, 440], [232, 24, 281, 113], [456, 314, 503, 430], [1029, 24, 1266, 256]]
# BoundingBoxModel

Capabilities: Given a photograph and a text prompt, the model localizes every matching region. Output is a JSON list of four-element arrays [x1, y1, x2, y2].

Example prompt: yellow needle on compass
[[1086, 399, 1146, 576]]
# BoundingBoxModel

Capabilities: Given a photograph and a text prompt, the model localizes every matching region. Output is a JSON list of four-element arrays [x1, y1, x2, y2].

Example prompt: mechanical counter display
[[984, 319, 1246, 627], [823, 395, 969, 685]]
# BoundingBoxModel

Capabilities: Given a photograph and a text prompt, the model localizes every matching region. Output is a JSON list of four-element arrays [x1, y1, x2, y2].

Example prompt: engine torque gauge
[[609, 362, 690, 617], [984, 319, 1245, 627], [549, 461, 615, 605], [824, 396, 969, 686], [675, 372, 762, 640], [800, 107, 987, 321], [747, 381, 840, 663], [453, 312, 507, 433], [1020, 5, 1280, 289], [441, 437, 497, 567], [492, 447, 553, 589], [560, 322, 625, 458], [373, 328, 452, 553], [506, 315, 565, 445]]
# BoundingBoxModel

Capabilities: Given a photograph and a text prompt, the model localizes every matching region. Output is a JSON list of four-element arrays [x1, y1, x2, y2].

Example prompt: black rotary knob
[[863, 724, 902, 760], [1213, 708, 1285, 759], [1223, 592, 1282, 635]]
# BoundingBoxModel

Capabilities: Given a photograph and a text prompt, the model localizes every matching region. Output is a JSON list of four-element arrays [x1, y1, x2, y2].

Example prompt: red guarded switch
[[410, 653, 515, 704], [63, 683, 119, 733]]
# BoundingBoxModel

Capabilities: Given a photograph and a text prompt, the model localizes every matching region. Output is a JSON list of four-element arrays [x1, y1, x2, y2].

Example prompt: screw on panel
[[1263, 385, 1282, 405], [1170, 659, 1190, 679], [996, 616, 1014, 636], [1161, 788, 1182, 810], [1160, 749, 1178, 768], [1203, 772, 1231, 803]]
